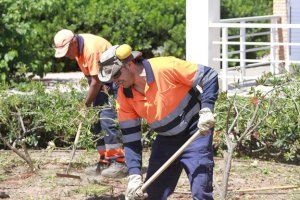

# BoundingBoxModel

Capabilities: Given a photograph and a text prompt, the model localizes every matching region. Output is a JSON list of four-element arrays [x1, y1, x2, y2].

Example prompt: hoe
[[56, 122, 82, 179]]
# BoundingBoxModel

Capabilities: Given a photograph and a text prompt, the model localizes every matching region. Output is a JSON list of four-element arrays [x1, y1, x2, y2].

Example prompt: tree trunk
[[0, 133, 35, 172], [220, 144, 236, 200]]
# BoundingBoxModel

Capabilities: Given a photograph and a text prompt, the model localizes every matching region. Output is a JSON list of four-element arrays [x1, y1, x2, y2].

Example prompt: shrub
[[0, 81, 100, 149], [0, 0, 185, 81], [1, 73, 298, 163], [214, 72, 300, 162]]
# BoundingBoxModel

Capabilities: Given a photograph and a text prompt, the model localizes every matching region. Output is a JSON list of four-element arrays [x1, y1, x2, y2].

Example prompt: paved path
[[36, 65, 274, 96]]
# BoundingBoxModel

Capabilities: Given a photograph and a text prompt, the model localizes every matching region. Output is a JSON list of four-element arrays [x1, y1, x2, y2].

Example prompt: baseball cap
[[98, 44, 142, 83], [53, 29, 75, 58]]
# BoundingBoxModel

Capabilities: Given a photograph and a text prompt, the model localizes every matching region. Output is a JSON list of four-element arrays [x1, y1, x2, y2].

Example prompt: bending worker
[[53, 29, 127, 178], [98, 44, 219, 199]]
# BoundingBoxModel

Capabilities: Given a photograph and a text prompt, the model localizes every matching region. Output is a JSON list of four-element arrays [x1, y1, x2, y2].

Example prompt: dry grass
[[0, 150, 299, 200]]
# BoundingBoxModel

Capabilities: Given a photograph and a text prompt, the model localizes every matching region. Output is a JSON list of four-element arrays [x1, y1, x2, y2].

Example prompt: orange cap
[[53, 29, 75, 58]]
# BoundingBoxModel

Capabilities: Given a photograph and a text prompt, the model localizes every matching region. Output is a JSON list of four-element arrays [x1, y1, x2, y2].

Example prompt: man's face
[[112, 63, 134, 88], [65, 40, 77, 59]]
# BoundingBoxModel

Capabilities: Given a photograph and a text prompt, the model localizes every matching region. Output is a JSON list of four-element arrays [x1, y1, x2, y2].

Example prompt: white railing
[[210, 15, 300, 91]]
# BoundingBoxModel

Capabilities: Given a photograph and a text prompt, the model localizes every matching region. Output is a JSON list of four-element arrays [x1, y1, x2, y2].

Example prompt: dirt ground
[[0, 149, 299, 200]]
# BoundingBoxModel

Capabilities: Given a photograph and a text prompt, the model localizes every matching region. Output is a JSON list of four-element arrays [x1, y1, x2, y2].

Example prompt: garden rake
[[56, 122, 82, 179]]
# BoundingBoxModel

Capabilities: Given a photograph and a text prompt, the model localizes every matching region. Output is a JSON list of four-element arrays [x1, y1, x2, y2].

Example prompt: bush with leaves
[[214, 71, 300, 163], [1, 0, 275, 82], [0, 81, 102, 151], [1, 72, 298, 164], [0, 0, 186, 81]]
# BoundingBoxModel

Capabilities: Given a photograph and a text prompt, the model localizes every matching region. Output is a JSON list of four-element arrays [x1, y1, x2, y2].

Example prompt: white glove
[[125, 174, 147, 200], [197, 108, 216, 132]]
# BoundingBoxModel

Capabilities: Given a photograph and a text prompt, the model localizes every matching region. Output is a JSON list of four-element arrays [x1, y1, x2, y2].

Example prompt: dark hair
[[132, 57, 144, 65]]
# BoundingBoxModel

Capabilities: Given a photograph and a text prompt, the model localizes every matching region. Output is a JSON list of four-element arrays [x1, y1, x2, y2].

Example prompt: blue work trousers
[[145, 132, 214, 200], [87, 79, 122, 154]]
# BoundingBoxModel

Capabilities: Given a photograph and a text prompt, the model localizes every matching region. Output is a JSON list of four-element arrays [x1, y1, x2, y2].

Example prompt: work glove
[[125, 174, 148, 200], [197, 108, 216, 132]]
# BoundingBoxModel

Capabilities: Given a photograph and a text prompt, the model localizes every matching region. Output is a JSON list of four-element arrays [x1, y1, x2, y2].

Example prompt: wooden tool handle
[[141, 129, 207, 192], [65, 122, 82, 174]]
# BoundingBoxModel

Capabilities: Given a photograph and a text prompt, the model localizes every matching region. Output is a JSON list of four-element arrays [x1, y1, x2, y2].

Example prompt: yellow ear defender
[[116, 44, 132, 60]]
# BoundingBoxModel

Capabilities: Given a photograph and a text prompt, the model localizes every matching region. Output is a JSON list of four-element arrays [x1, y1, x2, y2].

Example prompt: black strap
[[123, 87, 133, 98]]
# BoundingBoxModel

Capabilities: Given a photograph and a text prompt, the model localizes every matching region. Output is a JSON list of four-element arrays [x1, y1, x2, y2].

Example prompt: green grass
[[73, 184, 112, 196], [0, 174, 6, 182]]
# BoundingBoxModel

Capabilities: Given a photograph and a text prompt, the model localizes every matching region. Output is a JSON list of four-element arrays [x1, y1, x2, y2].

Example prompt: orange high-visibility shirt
[[75, 34, 111, 76], [117, 57, 219, 175], [116, 56, 218, 142], [117, 57, 196, 122]]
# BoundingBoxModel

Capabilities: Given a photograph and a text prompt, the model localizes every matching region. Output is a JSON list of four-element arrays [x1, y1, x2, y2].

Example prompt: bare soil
[[0, 149, 299, 200]]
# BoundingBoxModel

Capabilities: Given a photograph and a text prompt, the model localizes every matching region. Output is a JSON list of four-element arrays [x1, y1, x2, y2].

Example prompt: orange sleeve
[[86, 52, 100, 76], [171, 58, 197, 87]]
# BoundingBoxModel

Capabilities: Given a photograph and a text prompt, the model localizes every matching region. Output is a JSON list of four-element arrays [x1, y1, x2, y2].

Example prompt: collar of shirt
[[77, 35, 84, 56], [142, 59, 155, 84]]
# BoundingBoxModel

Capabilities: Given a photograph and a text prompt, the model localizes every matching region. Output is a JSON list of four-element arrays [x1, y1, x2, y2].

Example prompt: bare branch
[[238, 103, 260, 143], [12, 125, 44, 147], [252, 145, 267, 153], [214, 181, 222, 198], [15, 108, 35, 172], [0, 132, 34, 172], [225, 95, 234, 134], [17, 109, 26, 135]]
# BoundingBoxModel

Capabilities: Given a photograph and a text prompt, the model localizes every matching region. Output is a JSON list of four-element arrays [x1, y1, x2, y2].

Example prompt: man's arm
[[117, 93, 143, 175], [196, 66, 219, 111], [85, 75, 102, 107]]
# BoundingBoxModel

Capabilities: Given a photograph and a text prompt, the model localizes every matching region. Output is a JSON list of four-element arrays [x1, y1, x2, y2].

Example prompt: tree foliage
[[0, 0, 276, 82], [221, 0, 273, 19], [0, 0, 185, 81]]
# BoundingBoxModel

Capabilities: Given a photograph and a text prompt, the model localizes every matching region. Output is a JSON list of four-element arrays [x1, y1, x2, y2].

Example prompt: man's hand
[[85, 75, 102, 107], [125, 174, 147, 200], [197, 108, 216, 132]]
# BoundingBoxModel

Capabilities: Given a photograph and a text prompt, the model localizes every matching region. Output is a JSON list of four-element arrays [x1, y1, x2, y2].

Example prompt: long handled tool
[[56, 122, 82, 179], [141, 128, 207, 192], [141, 85, 207, 192]]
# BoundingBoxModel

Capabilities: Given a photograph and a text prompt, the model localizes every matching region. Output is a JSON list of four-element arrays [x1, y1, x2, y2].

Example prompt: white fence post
[[283, 17, 290, 72], [222, 27, 228, 91], [285, 44, 291, 72], [270, 18, 277, 74], [240, 21, 246, 81]]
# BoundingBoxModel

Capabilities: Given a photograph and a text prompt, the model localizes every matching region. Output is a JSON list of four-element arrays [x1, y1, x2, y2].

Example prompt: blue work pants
[[145, 132, 214, 200]]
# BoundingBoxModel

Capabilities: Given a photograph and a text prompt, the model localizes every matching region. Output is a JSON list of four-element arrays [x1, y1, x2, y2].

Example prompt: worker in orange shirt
[[98, 44, 219, 199], [53, 29, 127, 178]]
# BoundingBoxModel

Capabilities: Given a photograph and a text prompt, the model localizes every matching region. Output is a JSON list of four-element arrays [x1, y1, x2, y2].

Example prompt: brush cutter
[[56, 122, 82, 179]]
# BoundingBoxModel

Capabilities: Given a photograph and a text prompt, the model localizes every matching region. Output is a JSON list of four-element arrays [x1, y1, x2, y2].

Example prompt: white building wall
[[186, 0, 220, 69], [290, 0, 300, 61]]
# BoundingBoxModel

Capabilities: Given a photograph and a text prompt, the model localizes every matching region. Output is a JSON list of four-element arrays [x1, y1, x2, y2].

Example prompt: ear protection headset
[[116, 44, 132, 60]]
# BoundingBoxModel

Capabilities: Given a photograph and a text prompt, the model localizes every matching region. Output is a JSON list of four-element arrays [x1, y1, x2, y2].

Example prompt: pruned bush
[[0, 81, 101, 150], [214, 71, 300, 162], [1, 72, 298, 163]]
